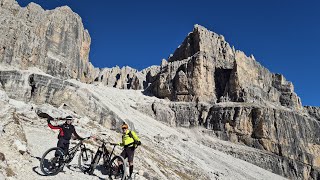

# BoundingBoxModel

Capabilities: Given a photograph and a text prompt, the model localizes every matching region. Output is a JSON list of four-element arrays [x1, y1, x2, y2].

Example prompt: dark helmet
[[65, 116, 73, 120]]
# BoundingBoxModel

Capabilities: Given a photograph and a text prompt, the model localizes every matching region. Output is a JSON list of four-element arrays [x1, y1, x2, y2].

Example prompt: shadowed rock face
[[0, 0, 95, 82]]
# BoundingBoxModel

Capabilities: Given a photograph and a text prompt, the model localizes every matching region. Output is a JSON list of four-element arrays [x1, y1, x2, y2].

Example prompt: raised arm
[[47, 118, 62, 130]]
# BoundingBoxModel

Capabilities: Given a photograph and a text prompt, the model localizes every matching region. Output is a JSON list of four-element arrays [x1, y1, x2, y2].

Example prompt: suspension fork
[[67, 143, 80, 162], [109, 145, 117, 159], [92, 146, 103, 165], [102, 145, 110, 164], [80, 144, 89, 160]]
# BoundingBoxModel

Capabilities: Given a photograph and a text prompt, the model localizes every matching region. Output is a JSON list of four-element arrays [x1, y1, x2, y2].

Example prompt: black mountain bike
[[40, 137, 93, 175], [84, 138, 126, 180]]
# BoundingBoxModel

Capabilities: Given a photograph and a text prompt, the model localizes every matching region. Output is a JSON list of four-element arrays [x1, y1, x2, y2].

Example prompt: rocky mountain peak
[[168, 24, 234, 69], [26, 2, 42, 10], [150, 24, 302, 111], [0, 0, 95, 82]]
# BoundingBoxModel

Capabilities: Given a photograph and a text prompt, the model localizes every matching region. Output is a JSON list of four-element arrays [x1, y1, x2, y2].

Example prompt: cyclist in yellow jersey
[[116, 123, 141, 178]]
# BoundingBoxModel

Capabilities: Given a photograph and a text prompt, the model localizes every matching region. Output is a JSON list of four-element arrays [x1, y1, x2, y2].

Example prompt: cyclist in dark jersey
[[47, 116, 84, 155]]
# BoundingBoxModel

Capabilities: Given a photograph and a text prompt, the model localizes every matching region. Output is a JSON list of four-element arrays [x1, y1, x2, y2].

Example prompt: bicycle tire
[[78, 148, 94, 172], [108, 155, 126, 180], [40, 147, 65, 176]]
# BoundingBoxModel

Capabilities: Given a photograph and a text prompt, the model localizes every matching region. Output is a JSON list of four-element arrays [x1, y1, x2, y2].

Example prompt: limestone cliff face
[[137, 100, 320, 179], [305, 106, 320, 121], [0, 0, 95, 82], [143, 25, 318, 179], [206, 105, 320, 178], [151, 25, 234, 102], [93, 65, 160, 90], [168, 24, 234, 68], [150, 25, 302, 111], [226, 51, 302, 110]]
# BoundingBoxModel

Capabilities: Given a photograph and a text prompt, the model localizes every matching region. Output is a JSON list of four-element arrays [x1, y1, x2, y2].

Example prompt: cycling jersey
[[48, 122, 82, 140]]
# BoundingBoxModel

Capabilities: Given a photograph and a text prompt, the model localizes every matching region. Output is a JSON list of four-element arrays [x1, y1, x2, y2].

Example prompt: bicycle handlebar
[[94, 137, 119, 146]]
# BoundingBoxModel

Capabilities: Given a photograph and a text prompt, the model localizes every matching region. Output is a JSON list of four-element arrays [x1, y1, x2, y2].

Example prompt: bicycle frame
[[85, 139, 118, 174], [94, 140, 115, 165], [102, 141, 117, 165], [65, 141, 89, 163]]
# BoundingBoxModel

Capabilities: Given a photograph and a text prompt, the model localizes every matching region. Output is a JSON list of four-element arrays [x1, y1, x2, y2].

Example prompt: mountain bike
[[83, 137, 126, 180], [40, 137, 93, 175]]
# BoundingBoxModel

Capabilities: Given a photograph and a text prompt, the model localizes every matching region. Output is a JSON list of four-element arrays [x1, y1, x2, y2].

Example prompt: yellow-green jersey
[[118, 130, 141, 148]]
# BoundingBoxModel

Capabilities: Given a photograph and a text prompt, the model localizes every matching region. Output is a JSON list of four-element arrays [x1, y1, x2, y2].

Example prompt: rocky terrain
[[0, 0, 320, 180], [0, 80, 289, 180]]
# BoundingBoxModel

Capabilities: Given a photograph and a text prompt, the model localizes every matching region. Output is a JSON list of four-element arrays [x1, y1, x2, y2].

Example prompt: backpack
[[128, 130, 139, 147], [128, 131, 136, 143]]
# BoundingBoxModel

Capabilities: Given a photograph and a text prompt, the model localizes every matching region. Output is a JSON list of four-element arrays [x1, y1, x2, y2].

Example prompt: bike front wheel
[[40, 147, 65, 176], [78, 148, 94, 172], [108, 155, 126, 180]]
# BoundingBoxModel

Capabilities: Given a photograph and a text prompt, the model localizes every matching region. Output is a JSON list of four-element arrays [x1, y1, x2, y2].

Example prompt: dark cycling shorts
[[57, 138, 70, 155], [120, 147, 135, 162]]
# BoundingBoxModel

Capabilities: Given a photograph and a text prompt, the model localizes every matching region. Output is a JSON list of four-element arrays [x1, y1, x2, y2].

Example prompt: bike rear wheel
[[40, 147, 65, 176], [108, 155, 126, 180], [78, 148, 94, 172]]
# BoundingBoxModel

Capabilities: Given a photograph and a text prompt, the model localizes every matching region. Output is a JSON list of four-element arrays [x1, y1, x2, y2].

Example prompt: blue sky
[[16, 0, 320, 106]]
